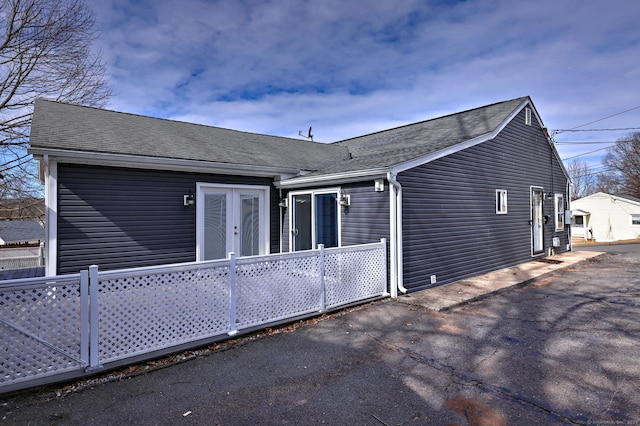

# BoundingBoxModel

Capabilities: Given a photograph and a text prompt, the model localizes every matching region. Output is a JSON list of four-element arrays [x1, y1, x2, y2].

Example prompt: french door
[[197, 184, 269, 260]]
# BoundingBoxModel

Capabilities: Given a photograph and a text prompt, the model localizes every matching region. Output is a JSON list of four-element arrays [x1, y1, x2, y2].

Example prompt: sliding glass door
[[291, 190, 339, 251]]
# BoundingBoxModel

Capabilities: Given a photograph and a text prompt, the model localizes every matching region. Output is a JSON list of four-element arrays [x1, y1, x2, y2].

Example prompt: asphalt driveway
[[1, 250, 639, 425]]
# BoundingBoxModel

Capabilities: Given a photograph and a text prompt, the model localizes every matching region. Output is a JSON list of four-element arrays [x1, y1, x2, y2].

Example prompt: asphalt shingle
[[29, 99, 349, 171], [0, 220, 44, 244], [29, 97, 528, 179]]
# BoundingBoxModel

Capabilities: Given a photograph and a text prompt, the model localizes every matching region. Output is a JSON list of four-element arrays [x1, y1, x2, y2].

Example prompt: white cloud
[[86, 0, 640, 165]]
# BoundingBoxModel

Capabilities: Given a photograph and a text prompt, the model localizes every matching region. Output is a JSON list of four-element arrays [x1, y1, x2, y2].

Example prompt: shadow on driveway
[[1, 252, 639, 425]]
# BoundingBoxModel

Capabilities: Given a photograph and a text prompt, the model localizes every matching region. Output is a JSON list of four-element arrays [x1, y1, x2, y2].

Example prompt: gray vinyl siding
[[280, 196, 290, 253], [398, 106, 569, 290], [280, 181, 390, 252], [56, 164, 279, 274], [341, 181, 390, 246]]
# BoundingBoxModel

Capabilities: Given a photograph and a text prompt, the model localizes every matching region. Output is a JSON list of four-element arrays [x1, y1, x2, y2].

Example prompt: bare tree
[[566, 158, 597, 200], [601, 132, 640, 198], [594, 172, 621, 195], [0, 0, 111, 201]]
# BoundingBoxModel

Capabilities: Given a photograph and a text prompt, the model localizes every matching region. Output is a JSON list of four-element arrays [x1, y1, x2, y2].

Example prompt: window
[[573, 216, 584, 228], [632, 215, 640, 225], [554, 193, 565, 231], [496, 190, 508, 214], [290, 189, 340, 251]]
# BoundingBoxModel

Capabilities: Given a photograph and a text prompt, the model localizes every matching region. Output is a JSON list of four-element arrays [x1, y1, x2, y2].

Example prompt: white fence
[[0, 245, 45, 270], [0, 241, 387, 393]]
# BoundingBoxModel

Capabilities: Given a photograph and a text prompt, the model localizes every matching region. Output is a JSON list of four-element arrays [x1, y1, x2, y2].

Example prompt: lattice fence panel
[[0, 277, 84, 387], [325, 245, 387, 309], [97, 264, 230, 364], [235, 253, 322, 330]]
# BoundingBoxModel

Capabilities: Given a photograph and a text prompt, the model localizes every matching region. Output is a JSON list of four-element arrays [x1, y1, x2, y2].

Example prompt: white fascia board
[[275, 168, 389, 189], [390, 132, 495, 175], [610, 194, 640, 207], [28, 148, 300, 178], [389, 97, 569, 182], [524, 98, 571, 182], [391, 98, 531, 175]]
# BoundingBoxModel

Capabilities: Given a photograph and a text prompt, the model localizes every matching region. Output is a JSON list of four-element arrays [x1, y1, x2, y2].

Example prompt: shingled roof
[[29, 99, 349, 172], [0, 219, 44, 244], [281, 97, 529, 183], [29, 97, 532, 180]]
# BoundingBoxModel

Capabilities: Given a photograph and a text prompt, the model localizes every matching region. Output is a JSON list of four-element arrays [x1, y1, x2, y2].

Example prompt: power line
[[562, 146, 612, 160], [555, 141, 616, 145], [558, 104, 640, 133], [554, 127, 640, 133]]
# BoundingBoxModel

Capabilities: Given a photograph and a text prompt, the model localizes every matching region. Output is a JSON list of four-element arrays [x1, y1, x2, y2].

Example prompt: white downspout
[[279, 187, 283, 254], [387, 172, 407, 296], [388, 175, 398, 298]]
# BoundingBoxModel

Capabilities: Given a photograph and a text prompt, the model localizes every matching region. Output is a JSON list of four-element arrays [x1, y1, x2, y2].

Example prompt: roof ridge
[[332, 96, 529, 145]]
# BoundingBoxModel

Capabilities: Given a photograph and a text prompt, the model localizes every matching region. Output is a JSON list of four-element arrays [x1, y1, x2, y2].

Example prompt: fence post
[[228, 252, 238, 336], [380, 238, 390, 297], [87, 265, 103, 371], [80, 269, 89, 365], [319, 244, 325, 312]]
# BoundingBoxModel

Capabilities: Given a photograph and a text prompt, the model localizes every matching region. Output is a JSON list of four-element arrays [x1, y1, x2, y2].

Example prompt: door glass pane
[[293, 194, 312, 250], [315, 193, 338, 248], [240, 193, 260, 256], [204, 192, 227, 260]]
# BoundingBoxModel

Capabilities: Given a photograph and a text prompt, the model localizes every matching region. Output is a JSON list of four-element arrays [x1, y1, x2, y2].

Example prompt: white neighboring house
[[571, 192, 640, 242]]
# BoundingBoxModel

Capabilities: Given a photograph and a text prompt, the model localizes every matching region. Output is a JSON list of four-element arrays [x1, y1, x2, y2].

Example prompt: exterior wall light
[[338, 192, 351, 207], [183, 190, 195, 206]]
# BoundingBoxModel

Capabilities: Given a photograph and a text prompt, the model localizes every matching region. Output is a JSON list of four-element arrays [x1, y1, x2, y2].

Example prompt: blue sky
[[85, 0, 640, 175]]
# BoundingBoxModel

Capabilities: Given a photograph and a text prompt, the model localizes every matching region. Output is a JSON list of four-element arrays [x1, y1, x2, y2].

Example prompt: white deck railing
[[0, 240, 387, 393]]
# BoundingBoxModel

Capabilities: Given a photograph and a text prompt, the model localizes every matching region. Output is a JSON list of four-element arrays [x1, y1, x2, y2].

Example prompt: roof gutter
[[387, 172, 407, 297], [275, 168, 389, 189], [28, 148, 301, 178]]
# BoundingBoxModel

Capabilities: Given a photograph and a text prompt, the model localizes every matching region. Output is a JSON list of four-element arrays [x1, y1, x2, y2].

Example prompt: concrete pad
[[397, 250, 604, 311]]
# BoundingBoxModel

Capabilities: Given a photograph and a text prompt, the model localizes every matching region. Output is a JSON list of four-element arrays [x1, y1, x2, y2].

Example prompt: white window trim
[[554, 193, 565, 231], [288, 187, 342, 251], [496, 189, 508, 214], [632, 214, 640, 226], [196, 182, 270, 260]]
